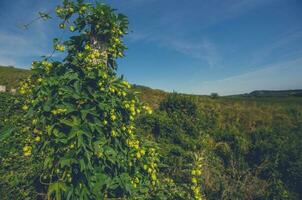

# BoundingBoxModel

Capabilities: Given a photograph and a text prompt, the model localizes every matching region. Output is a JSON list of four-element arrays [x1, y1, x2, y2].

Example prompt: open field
[[1, 68, 301, 199]]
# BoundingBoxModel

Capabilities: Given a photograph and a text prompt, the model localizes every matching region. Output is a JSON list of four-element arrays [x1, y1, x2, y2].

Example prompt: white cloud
[[159, 37, 221, 68], [250, 28, 302, 65], [125, 0, 281, 68], [188, 57, 302, 95], [0, 31, 48, 67], [127, 30, 222, 68]]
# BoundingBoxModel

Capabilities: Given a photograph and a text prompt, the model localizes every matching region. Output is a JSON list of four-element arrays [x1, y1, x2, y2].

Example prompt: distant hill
[[233, 90, 302, 97], [1, 65, 301, 101], [0, 66, 31, 90]]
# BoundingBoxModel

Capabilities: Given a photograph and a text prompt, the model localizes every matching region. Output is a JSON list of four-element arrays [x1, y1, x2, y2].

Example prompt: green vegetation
[[0, 0, 302, 199], [1, 1, 161, 199], [2, 84, 302, 199], [0, 66, 31, 90], [244, 89, 302, 97]]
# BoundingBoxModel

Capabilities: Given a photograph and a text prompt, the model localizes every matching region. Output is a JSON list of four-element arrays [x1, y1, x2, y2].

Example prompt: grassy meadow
[[0, 66, 301, 199]]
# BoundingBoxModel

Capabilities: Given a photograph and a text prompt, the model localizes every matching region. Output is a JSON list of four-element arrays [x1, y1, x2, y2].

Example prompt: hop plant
[[20, 0, 159, 199], [190, 153, 206, 200]]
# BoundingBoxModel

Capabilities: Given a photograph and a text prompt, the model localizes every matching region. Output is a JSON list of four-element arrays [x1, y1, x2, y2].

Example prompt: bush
[[160, 93, 198, 117], [11, 1, 159, 199]]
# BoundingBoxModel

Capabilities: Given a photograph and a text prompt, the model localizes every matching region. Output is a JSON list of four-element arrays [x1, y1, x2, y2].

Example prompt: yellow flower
[[32, 119, 38, 125], [109, 87, 115, 93], [134, 177, 139, 184], [69, 25, 75, 32], [24, 151, 31, 157], [111, 130, 117, 137], [130, 106, 136, 113], [35, 136, 41, 142], [55, 44, 65, 52], [151, 173, 157, 181], [97, 152, 103, 158], [77, 52, 84, 58], [33, 128, 42, 135], [140, 149, 146, 156], [23, 145, 32, 156], [196, 169, 202, 176], [84, 44, 91, 50], [136, 152, 141, 159], [23, 146, 30, 152], [22, 105, 29, 111], [110, 114, 117, 121], [19, 88, 25, 94]]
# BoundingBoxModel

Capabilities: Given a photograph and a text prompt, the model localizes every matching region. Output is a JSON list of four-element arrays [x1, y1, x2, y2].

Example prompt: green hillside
[[0, 65, 31, 90], [249, 89, 302, 97]]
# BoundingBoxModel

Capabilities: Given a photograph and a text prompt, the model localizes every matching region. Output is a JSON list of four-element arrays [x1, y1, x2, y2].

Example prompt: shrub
[[16, 1, 159, 199], [160, 93, 198, 117]]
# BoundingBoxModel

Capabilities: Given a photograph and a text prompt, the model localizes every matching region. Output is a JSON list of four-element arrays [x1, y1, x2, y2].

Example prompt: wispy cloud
[[160, 37, 221, 68], [125, 0, 282, 68], [0, 31, 50, 67], [128, 31, 222, 68], [0, 0, 63, 68], [203, 0, 283, 29], [188, 56, 302, 95], [250, 28, 302, 66]]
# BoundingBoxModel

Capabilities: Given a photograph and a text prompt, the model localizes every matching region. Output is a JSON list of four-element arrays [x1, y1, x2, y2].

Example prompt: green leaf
[[47, 182, 67, 200], [79, 159, 86, 172], [0, 125, 14, 142]]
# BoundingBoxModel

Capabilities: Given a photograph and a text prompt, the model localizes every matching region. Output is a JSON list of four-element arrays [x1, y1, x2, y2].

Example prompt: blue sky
[[0, 0, 302, 95]]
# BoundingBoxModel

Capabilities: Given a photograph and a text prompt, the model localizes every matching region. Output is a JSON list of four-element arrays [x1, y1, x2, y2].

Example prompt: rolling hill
[[0, 65, 31, 90], [1, 65, 301, 106]]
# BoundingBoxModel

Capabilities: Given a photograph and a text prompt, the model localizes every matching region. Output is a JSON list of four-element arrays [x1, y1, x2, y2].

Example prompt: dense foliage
[[1, 88, 302, 199], [2, 1, 160, 199], [136, 93, 302, 200], [1, 1, 302, 200]]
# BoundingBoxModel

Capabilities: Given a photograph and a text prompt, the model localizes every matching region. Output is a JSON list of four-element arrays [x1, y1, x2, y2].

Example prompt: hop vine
[[18, 0, 159, 199]]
